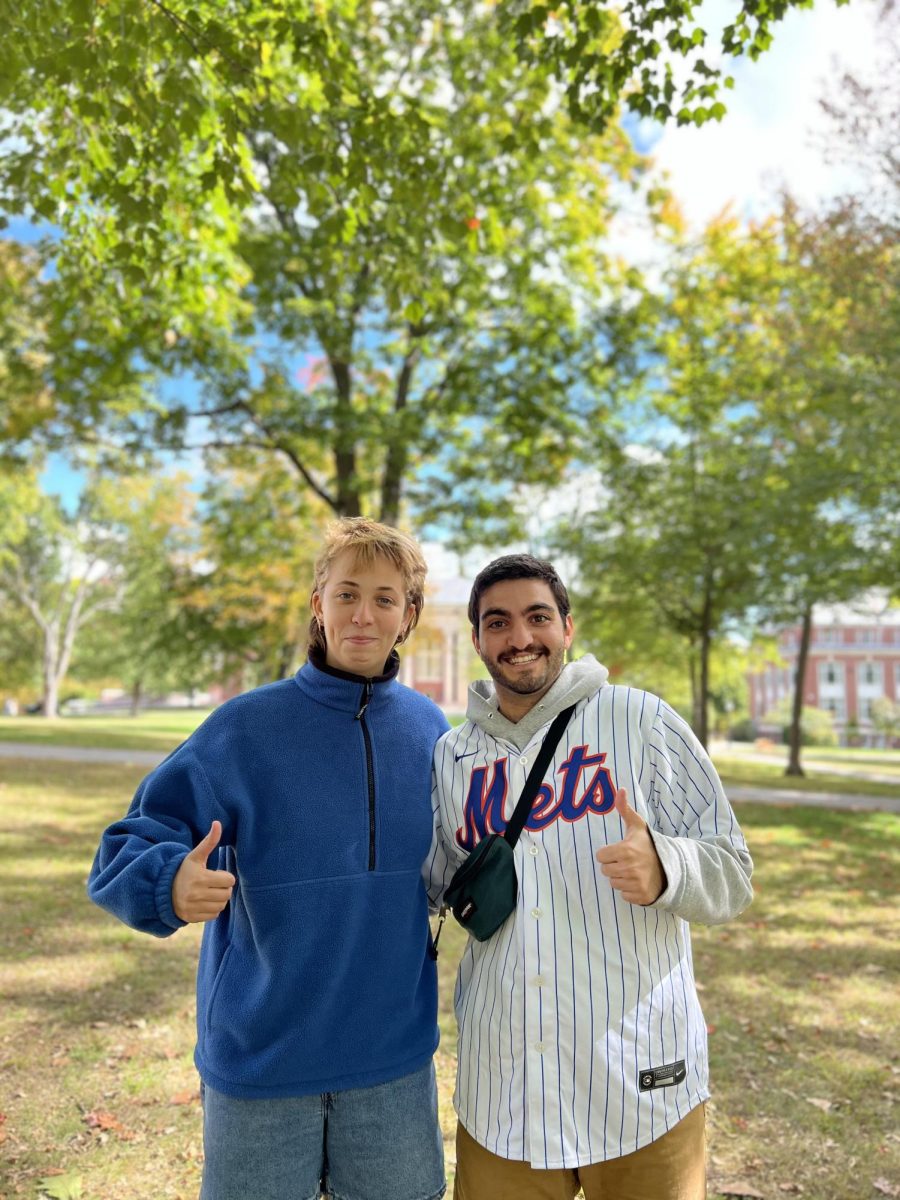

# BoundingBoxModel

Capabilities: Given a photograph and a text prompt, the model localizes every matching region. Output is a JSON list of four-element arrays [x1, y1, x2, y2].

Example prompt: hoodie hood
[[466, 653, 609, 750]]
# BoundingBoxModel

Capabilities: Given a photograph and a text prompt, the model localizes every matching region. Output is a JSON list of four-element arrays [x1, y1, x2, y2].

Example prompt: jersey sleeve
[[641, 701, 753, 925], [87, 743, 230, 937]]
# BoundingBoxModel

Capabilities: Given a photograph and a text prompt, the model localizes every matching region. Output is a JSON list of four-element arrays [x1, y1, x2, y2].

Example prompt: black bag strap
[[503, 704, 576, 849]]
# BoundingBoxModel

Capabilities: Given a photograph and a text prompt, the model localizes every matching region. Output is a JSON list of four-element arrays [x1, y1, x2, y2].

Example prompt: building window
[[818, 662, 843, 688], [860, 662, 883, 688], [824, 697, 846, 722], [856, 628, 878, 646]]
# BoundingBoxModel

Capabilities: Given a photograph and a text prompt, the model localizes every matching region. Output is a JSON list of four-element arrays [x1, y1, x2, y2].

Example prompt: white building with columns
[[398, 577, 481, 714]]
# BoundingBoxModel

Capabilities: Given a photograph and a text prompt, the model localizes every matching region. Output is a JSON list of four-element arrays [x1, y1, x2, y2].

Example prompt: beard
[[482, 643, 566, 698]]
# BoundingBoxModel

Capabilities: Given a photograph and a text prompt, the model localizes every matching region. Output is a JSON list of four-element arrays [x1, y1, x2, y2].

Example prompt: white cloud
[[646, 0, 881, 230]]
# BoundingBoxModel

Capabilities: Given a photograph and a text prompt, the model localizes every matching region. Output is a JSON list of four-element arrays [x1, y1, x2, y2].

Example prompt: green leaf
[[39, 1175, 83, 1200], [86, 136, 113, 173]]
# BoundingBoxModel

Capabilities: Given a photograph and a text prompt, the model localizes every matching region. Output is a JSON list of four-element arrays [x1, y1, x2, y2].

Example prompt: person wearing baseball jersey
[[425, 554, 753, 1200]]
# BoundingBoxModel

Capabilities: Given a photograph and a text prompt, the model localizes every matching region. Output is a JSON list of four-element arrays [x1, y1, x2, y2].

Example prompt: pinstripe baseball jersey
[[425, 659, 753, 1169]]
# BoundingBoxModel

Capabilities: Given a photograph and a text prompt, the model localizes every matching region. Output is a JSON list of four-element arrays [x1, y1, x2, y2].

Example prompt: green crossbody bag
[[437, 704, 575, 945]]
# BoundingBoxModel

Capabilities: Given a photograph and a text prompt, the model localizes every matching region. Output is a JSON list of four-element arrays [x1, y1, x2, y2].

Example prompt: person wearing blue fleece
[[88, 518, 450, 1200]]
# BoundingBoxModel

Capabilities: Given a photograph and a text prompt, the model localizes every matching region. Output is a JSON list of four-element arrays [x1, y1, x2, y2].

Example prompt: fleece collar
[[294, 647, 401, 715]]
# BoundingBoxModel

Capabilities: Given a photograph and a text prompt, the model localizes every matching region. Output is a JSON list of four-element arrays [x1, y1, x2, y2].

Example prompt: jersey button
[[529, 845, 539, 857], [535, 1042, 546, 1053], [531, 907, 542, 919], [533, 975, 545, 987]]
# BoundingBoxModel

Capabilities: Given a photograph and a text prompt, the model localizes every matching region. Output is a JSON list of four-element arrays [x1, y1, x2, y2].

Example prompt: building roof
[[810, 593, 900, 626]]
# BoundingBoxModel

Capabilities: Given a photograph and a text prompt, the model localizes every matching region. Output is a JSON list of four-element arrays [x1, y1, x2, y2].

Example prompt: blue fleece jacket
[[88, 652, 450, 1098]]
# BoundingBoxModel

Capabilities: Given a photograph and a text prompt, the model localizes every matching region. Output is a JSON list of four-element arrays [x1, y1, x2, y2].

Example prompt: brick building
[[748, 596, 900, 744]]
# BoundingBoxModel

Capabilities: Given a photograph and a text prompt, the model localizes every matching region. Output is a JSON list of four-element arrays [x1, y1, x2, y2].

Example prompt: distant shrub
[[780, 706, 838, 747], [728, 718, 757, 742]]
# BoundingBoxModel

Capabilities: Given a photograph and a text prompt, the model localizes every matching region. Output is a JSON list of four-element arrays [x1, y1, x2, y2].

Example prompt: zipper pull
[[355, 679, 373, 721], [430, 905, 448, 959]]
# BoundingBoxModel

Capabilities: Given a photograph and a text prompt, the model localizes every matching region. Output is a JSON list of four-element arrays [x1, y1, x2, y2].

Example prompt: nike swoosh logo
[[455, 751, 478, 761]]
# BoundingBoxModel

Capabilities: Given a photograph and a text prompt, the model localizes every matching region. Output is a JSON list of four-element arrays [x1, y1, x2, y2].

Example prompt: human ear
[[311, 590, 324, 624]]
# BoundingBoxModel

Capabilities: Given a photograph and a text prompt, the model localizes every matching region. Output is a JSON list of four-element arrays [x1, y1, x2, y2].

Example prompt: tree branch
[[3, 561, 50, 635]]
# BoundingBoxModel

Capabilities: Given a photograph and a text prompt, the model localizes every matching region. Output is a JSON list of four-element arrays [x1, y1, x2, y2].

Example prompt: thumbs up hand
[[594, 788, 665, 906], [172, 821, 236, 923]]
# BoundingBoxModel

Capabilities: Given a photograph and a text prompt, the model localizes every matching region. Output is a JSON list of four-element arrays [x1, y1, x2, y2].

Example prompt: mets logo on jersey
[[456, 746, 617, 851]]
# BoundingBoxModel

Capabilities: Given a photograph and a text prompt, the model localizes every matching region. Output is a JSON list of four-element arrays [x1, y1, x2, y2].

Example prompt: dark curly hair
[[468, 554, 571, 631]]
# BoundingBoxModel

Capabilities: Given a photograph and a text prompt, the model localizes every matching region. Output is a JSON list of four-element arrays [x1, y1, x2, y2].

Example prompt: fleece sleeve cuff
[[155, 851, 190, 932]]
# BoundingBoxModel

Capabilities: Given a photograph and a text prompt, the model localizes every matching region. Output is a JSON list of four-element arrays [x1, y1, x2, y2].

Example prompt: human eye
[[376, 596, 397, 606], [487, 618, 506, 630], [531, 613, 550, 624]]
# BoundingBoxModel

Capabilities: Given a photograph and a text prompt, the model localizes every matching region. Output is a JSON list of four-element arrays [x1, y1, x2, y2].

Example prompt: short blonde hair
[[308, 517, 428, 656]]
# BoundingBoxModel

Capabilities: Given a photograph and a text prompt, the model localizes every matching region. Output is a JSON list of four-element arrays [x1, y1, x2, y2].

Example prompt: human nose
[[351, 598, 375, 626], [506, 620, 534, 648]]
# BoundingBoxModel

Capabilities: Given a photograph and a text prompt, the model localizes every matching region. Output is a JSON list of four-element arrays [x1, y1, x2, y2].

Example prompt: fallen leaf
[[38, 1173, 83, 1200], [718, 1183, 765, 1199], [873, 1181, 900, 1198], [84, 1110, 123, 1132], [171, 1090, 200, 1106], [805, 1097, 832, 1112], [778, 1184, 803, 1194]]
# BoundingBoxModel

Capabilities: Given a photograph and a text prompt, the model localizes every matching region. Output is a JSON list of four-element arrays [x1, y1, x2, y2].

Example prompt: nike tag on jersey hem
[[639, 1060, 686, 1091]]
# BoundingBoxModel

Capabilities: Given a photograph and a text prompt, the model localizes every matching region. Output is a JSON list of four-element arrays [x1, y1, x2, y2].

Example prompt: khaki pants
[[453, 1102, 706, 1200]]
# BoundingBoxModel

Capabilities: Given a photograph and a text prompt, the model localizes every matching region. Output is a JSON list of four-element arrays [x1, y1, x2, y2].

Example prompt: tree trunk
[[330, 358, 362, 516], [690, 584, 713, 748], [697, 620, 711, 749], [42, 627, 60, 718], [380, 345, 420, 527], [786, 602, 813, 776], [130, 679, 143, 717], [275, 641, 297, 680]]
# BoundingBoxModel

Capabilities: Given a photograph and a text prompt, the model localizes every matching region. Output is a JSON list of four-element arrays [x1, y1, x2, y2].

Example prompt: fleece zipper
[[355, 680, 376, 870]]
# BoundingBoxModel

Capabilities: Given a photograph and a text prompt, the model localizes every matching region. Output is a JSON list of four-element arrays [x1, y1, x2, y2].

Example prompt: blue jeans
[[200, 1061, 445, 1200]]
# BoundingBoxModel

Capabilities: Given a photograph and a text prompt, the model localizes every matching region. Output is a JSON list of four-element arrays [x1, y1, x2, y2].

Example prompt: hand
[[594, 788, 665, 906], [172, 821, 236, 923]]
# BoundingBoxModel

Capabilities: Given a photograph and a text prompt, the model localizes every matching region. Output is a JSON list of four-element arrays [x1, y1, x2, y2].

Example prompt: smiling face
[[473, 577, 574, 721], [311, 549, 414, 678]]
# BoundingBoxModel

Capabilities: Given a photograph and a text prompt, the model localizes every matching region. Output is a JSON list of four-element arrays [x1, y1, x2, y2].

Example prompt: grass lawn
[[1, 760, 898, 1199], [714, 757, 900, 801], [0, 712, 213, 753]]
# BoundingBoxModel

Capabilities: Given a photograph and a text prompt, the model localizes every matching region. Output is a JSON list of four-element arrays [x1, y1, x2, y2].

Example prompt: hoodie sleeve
[[87, 743, 229, 937], [641, 701, 753, 925]]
